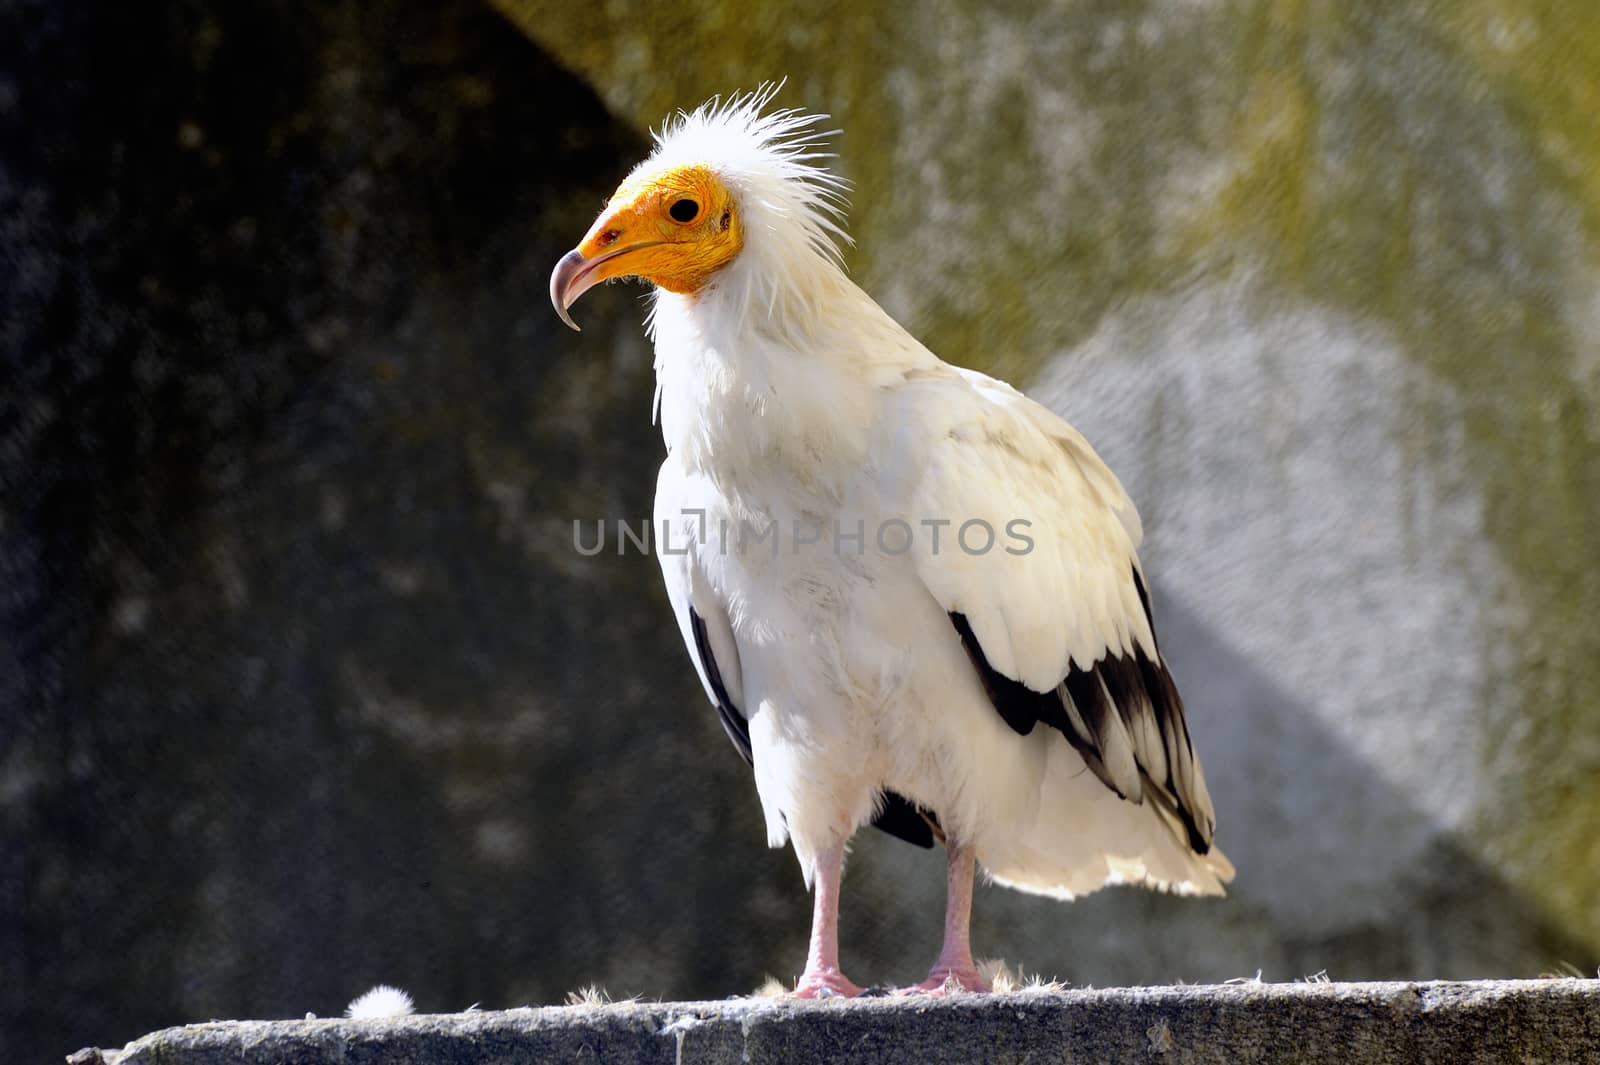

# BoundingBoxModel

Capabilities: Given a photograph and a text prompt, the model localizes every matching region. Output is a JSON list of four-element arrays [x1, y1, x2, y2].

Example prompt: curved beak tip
[[549, 249, 587, 332]]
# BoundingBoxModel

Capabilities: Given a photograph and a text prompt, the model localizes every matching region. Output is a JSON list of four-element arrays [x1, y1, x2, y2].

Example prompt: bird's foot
[[791, 967, 864, 999], [896, 964, 991, 996]]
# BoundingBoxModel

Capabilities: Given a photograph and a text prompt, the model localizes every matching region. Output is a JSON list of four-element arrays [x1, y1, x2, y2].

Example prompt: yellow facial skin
[[550, 164, 743, 330]]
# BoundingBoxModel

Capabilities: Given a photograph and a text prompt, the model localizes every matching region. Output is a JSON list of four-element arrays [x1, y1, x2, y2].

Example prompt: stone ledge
[[95, 980, 1598, 1065]]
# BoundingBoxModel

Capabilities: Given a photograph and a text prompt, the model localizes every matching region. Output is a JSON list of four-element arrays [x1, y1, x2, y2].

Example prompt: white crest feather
[[639, 81, 853, 341]]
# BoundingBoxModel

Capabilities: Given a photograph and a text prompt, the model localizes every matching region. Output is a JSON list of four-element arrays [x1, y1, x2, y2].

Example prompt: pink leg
[[902, 842, 991, 994], [792, 841, 863, 998]]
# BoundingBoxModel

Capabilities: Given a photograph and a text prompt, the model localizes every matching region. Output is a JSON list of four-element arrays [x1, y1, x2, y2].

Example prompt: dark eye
[[668, 198, 700, 223]]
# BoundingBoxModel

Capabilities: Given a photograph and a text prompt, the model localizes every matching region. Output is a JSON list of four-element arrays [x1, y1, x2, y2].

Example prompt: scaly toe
[[792, 969, 864, 999], [896, 967, 992, 996]]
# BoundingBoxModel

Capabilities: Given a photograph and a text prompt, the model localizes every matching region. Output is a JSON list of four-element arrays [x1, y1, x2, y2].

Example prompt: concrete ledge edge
[[83, 979, 1600, 1065]]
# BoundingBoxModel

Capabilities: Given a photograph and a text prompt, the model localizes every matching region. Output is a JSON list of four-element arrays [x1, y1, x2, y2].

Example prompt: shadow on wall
[[1, 2, 1593, 1064], [848, 587, 1595, 988], [1161, 590, 1589, 977]]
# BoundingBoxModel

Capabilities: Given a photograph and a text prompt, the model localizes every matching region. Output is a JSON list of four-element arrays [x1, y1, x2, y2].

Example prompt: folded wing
[[888, 367, 1217, 855]]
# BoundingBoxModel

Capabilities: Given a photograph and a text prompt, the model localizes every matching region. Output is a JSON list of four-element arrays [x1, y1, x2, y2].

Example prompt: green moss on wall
[[497, 0, 1600, 955]]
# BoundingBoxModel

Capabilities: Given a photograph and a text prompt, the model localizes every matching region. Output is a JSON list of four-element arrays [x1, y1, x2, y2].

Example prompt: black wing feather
[[1059, 663, 1134, 799], [950, 612, 1045, 735], [950, 566, 1214, 855], [689, 606, 753, 764], [688, 606, 936, 849]]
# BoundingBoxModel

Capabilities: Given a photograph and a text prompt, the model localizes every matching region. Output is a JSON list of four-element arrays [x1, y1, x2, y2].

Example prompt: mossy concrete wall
[[103, 981, 1600, 1065], [497, 0, 1600, 977]]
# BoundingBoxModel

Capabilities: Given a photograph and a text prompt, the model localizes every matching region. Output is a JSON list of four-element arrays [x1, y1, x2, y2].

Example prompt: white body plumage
[[640, 92, 1232, 901]]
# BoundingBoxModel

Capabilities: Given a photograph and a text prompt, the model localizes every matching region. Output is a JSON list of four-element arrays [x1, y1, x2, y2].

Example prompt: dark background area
[[3, 3, 806, 1058]]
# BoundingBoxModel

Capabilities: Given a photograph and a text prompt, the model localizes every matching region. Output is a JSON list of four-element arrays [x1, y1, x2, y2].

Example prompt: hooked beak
[[549, 241, 665, 332], [549, 249, 593, 332]]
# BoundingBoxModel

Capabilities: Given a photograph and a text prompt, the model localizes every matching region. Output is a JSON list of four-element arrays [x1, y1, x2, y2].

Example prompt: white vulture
[[550, 86, 1232, 998]]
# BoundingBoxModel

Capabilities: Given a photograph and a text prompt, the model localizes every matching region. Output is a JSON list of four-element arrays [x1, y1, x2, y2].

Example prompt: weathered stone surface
[[108, 982, 1600, 1065]]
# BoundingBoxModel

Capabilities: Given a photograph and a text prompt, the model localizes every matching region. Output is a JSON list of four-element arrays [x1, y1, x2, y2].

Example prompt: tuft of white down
[[642, 86, 1231, 899], [345, 984, 415, 1019]]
